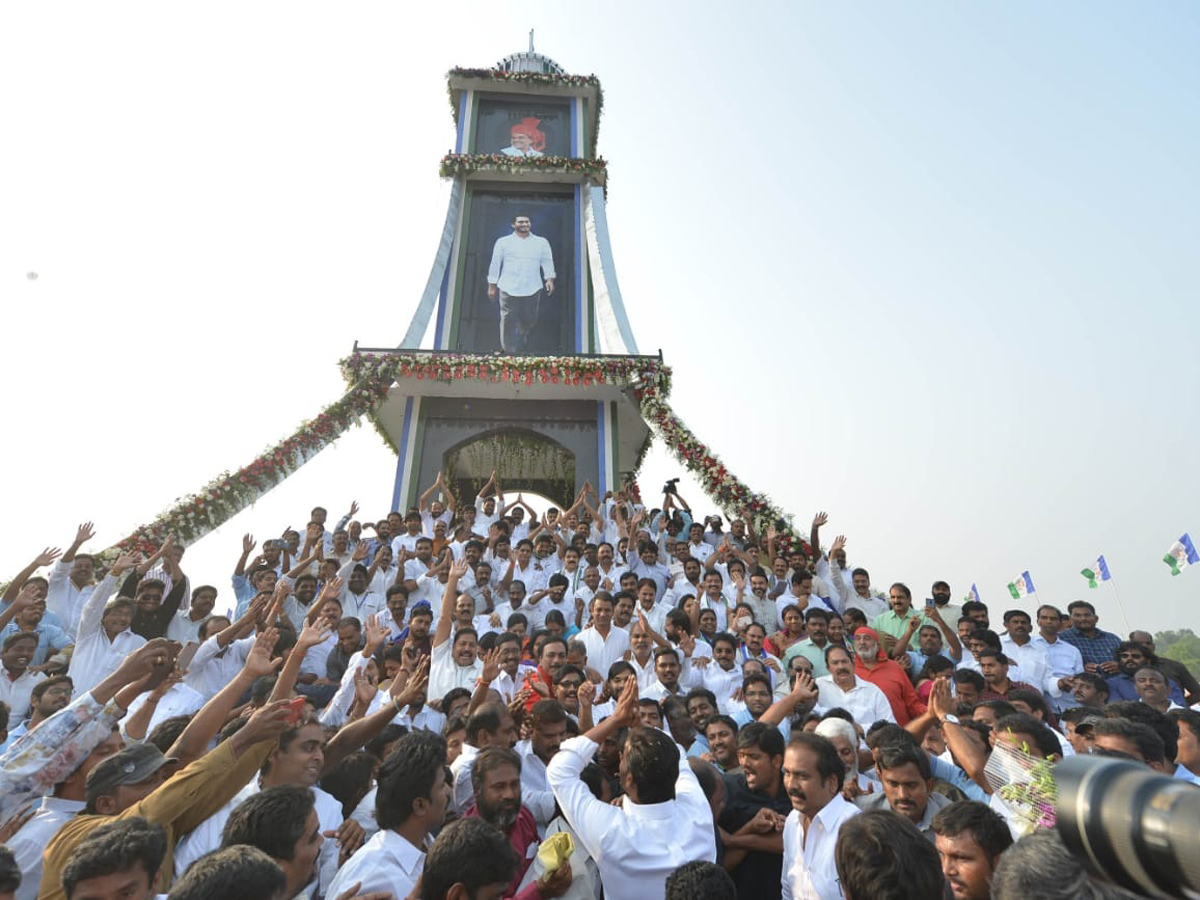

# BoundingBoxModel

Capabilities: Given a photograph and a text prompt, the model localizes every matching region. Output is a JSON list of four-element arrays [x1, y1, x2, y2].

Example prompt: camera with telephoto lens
[[662, 478, 679, 495], [1055, 755, 1200, 898]]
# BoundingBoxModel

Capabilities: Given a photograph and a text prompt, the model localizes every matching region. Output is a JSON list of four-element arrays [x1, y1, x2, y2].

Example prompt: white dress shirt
[[0, 669, 44, 721], [700, 662, 744, 713], [628, 654, 657, 689], [429, 639, 483, 703], [515, 738, 556, 827], [1000, 636, 1053, 693], [176, 781, 344, 891], [1031, 634, 1086, 710], [185, 635, 254, 699], [121, 681, 205, 740], [488, 231, 556, 296], [450, 742, 479, 814], [45, 560, 93, 636], [300, 632, 337, 681], [165, 609, 212, 646], [781, 794, 860, 900], [548, 734, 716, 899], [68, 574, 146, 695], [9, 796, 84, 900], [326, 828, 426, 900], [577, 625, 631, 678], [814, 676, 897, 727]]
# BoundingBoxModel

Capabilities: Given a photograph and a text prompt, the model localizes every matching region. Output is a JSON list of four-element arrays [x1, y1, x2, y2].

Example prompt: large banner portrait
[[455, 187, 575, 356], [473, 96, 572, 158]]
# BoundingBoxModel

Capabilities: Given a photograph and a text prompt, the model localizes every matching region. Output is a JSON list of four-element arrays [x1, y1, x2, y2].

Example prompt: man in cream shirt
[[781, 732, 860, 900]]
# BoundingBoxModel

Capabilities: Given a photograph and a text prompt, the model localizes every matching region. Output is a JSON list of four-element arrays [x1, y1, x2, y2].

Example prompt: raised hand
[[348, 500, 360, 518], [238, 698, 294, 745], [352, 542, 370, 562], [34, 547, 63, 568], [612, 674, 640, 727], [812, 511, 829, 529], [321, 577, 344, 601], [244, 628, 283, 679], [928, 677, 955, 720], [242, 534, 256, 555], [298, 618, 333, 651], [480, 647, 502, 683], [449, 558, 470, 581], [112, 638, 173, 685], [789, 670, 818, 704], [830, 534, 847, 557], [73, 522, 96, 546], [391, 655, 430, 708], [363, 615, 390, 656], [353, 668, 377, 707]]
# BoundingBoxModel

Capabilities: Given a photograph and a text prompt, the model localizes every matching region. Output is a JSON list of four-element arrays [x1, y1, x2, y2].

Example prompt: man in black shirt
[[717, 722, 790, 900]]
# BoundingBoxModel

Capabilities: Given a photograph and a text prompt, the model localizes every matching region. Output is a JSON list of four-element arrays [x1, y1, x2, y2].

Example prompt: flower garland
[[108, 351, 805, 560], [439, 153, 607, 182]]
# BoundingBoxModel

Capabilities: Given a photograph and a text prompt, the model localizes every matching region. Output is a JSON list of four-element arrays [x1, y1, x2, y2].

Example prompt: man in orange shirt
[[852, 627, 926, 725]]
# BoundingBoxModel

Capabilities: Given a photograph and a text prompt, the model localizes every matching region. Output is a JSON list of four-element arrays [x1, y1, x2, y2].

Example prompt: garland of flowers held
[[108, 352, 804, 558], [439, 153, 607, 182]]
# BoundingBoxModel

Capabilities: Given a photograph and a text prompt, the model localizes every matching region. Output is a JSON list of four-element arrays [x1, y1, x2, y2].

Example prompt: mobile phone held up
[[925, 597, 936, 608]]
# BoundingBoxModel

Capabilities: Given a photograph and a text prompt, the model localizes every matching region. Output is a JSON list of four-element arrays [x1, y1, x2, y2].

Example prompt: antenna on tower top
[[529, 29, 535, 53]]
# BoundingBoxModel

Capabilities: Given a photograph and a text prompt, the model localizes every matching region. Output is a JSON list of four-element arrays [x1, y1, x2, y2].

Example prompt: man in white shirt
[[999, 609, 1052, 693], [429, 560, 484, 701], [326, 730, 450, 899], [1031, 603, 1086, 713], [814, 646, 896, 728], [781, 732, 861, 900], [164, 585, 217, 647], [487, 213, 556, 354], [548, 678, 716, 898], [0, 634, 45, 721], [515, 699, 568, 828], [449, 702, 519, 815], [68, 556, 147, 695], [45, 522, 98, 636], [577, 593, 630, 677]]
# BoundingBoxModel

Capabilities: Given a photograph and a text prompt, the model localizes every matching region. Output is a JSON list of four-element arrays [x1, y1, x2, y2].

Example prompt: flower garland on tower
[[107, 352, 806, 559]]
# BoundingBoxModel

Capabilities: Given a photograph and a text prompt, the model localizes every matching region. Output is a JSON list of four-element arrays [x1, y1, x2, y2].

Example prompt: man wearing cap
[[851, 628, 925, 726], [38, 705, 289, 900], [487, 213, 556, 354], [499, 117, 546, 157]]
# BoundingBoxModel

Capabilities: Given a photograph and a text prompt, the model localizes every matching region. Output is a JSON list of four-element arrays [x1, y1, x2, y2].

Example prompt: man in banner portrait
[[486, 213, 556, 354], [499, 117, 546, 157]]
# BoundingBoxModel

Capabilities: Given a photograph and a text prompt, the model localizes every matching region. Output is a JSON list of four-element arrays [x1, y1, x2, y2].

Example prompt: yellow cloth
[[537, 830, 574, 874]]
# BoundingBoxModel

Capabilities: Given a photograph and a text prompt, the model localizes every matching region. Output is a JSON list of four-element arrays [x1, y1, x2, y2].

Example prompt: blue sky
[[1, 2, 1197, 633]]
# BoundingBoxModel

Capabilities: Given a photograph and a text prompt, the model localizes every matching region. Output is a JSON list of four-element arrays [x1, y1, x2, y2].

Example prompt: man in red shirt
[[852, 627, 926, 725], [465, 746, 573, 899]]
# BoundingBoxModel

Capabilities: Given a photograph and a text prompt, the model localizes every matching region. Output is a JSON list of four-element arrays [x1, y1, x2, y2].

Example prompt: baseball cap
[[85, 744, 177, 803]]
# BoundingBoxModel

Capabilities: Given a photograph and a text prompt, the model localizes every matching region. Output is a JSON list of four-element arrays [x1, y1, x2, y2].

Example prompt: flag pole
[[1107, 576, 1132, 635]]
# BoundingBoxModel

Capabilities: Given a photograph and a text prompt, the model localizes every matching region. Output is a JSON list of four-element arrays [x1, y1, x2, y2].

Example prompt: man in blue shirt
[[1058, 600, 1122, 673]]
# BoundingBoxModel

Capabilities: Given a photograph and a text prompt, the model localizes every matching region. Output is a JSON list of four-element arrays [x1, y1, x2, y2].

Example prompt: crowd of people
[[0, 472, 1193, 900]]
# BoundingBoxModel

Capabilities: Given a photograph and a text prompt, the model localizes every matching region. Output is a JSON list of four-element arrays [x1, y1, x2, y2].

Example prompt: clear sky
[[2, 2, 1198, 634]]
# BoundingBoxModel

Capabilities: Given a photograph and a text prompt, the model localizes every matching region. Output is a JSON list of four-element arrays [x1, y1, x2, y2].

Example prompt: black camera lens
[[1056, 755, 1200, 898]]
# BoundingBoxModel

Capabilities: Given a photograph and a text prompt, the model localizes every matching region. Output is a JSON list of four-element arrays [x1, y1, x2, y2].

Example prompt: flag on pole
[[963, 584, 981, 604], [1164, 534, 1199, 576], [1080, 556, 1111, 589], [1006, 571, 1035, 599]]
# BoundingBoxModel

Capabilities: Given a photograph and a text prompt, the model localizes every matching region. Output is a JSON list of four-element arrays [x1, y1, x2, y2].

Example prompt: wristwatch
[[942, 714, 960, 726]]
